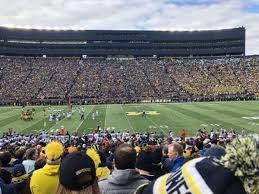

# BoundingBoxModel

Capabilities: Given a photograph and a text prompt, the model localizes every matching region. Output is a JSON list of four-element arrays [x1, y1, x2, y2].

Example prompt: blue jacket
[[170, 156, 185, 173], [198, 149, 206, 156], [0, 177, 15, 194]]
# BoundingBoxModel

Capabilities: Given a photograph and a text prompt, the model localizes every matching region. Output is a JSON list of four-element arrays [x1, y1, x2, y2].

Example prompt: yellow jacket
[[30, 164, 59, 194]]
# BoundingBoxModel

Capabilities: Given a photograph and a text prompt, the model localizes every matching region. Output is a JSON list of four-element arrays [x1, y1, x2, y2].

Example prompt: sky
[[0, 0, 259, 55]]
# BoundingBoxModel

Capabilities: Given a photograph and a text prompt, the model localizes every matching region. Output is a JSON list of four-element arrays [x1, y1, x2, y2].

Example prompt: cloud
[[0, 0, 258, 54]]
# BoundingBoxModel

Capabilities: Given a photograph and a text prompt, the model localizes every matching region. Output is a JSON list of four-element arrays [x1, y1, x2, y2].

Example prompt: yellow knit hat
[[45, 141, 64, 161]]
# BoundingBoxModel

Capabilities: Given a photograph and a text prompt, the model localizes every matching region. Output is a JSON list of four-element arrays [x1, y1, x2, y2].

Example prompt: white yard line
[[146, 116, 168, 136], [120, 104, 134, 132], [76, 105, 95, 132], [104, 104, 108, 128]]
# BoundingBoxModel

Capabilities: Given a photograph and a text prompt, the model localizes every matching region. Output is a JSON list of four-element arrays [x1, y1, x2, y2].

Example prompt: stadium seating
[[0, 56, 258, 105]]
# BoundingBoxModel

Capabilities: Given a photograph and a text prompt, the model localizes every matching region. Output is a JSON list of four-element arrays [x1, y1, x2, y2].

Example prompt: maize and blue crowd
[[0, 128, 258, 194], [0, 56, 259, 105]]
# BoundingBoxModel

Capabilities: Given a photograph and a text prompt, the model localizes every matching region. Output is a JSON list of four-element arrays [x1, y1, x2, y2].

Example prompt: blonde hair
[[55, 179, 100, 194]]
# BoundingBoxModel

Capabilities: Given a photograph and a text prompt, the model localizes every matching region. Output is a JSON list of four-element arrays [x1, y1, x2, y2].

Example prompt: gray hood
[[108, 169, 143, 185]]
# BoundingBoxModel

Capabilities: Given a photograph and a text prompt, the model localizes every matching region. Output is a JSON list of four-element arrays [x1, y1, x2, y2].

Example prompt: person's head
[[195, 141, 204, 151], [56, 152, 99, 194], [217, 140, 226, 148], [24, 148, 37, 160], [205, 145, 226, 159], [152, 147, 163, 164], [45, 141, 64, 165], [34, 158, 47, 170], [114, 144, 136, 170], [15, 148, 26, 160], [0, 151, 12, 166], [136, 151, 153, 173], [168, 143, 183, 160], [12, 164, 26, 178]]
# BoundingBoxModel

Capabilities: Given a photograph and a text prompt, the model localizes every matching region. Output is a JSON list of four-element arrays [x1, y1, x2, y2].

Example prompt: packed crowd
[[0, 56, 259, 104], [0, 128, 258, 194]]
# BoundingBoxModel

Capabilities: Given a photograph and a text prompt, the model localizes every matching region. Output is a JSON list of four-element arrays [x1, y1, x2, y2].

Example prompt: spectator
[[0, 152, 13, 173], [151, 147, 164, 178], [162, 144, 172, 172], [12, 148, 26, 165], [30, 141, 64, 194], [0, 158, 15, 193], [136, 150, 155, 181], [56, 152, 100, 194], [22, 148, 37, 175], [99, 144, 149, 194], [0, 151, 14, 186], [135, 135, 258, 194], [135, 157, 246, 194], [180, 129, 187, 141], [167, 143, 185, 172], [12, 164, 31, 194]]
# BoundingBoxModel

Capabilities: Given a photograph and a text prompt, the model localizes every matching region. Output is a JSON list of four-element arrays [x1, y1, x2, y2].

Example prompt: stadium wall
[[0, 27, 245, 57]]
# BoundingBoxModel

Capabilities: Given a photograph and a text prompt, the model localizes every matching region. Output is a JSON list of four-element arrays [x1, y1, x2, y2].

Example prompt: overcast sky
[[0, 0, 259, 54]]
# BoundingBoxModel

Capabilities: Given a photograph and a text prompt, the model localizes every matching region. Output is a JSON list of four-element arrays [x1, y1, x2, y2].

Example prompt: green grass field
[[0, 101, 259, 136]]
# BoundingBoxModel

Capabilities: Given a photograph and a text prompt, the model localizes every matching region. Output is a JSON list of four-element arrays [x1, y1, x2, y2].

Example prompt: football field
[[0, 101, 259, 136]]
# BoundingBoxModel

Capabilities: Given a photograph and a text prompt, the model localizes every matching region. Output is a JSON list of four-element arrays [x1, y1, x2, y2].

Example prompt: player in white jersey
[[92, 112, 95, 120], [49, 113, 53, 122], [56, 115, 59, 124]]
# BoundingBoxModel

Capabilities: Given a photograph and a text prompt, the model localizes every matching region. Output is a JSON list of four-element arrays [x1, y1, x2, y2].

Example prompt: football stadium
[[0, 1, 258, 194], [0, 27, 257, 136]]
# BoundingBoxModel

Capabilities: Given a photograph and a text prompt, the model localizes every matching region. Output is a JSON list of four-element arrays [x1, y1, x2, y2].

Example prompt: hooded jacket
[[30, 164, 59, 194], [99, 169, 149, 194], [12, 174, 31, 194]]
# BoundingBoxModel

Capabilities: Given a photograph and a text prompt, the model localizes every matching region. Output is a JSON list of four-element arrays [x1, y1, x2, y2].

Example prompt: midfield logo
[[126, 111, 160, 116]]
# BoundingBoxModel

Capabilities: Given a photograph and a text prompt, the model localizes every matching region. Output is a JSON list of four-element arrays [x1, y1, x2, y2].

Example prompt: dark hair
[[25, 148, 36, 160], [15, 148, 26, 160], [195, 141, 204, 150], [114, 144, 136, 170], [34, 158, 47, 170], [152, 147, 163, 164], [173, 143, 183, 156], [162, 144, 168, 155], [0, 152, 12, 166]]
